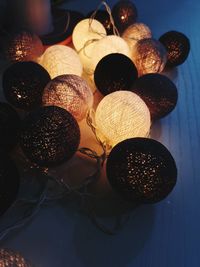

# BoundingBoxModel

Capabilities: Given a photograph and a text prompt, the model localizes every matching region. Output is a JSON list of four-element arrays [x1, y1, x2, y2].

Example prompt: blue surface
[[0, 0, 200, 266]]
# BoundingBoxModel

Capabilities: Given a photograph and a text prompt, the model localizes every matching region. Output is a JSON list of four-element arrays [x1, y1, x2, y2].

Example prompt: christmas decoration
[[3, 61, 51, 111], [94, 53, 138, 95], [159, 30, 190, 67], [0, 248, 30, 267], [95, 91, 151, 147], [42, 74, 93, 121], [131, 73, 178, 120], [106, 138, 177, 203], [0, 102, 21, 152], [20, 106, 80, 167]]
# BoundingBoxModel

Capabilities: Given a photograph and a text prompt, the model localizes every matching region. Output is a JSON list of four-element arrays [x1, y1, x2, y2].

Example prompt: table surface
[[0, 0, 200, 266]]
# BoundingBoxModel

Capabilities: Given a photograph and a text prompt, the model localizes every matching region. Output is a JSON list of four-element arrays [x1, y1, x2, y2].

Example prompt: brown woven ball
[[3, 61, 51, 111], [20, 106, 80, 167], [0, 248, 30, 267], [131, 73, 178, 120], [106, 138, 177, 204], [159, 31, 190, 67]]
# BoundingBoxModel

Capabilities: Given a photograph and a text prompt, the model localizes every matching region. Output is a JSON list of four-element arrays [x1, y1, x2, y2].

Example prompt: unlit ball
[[131, 73, 178, 120], [95, 91, 151, 147], [122, 22, 152, 51], [43, 75, 93, 121], [106, 138, 177, 203], [0, 249, 29, 267], [132, 38, 167, 76], [94, 53, 138, 95], [79, 35, 131, 75], [20, 106, 80, 167], [72, 18, 106, 52], [39, 45, 83, 79]]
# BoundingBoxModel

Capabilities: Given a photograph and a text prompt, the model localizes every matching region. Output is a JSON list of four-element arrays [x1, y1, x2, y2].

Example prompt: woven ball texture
[[159, 31, 190, 67], [3, 61, 51, 111], [0, 248, 30, 267], [0, 102, 21, 151], [94, 53, 138, 95], [106, 138, 177, 203], [131, 73, 178, 120], [20, 106, 80, 167], [112, 0, 138, 33], [0, 153, 20, 216]]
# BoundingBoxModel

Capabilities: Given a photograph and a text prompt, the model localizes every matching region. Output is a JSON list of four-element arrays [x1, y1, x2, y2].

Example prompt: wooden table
[[0, 0, 199, 266]]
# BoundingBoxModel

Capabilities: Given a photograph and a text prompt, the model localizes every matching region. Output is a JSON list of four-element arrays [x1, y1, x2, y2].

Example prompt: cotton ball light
[[159, 31, 190, 67], [20, 106, 80, 167], [39, 45, 83, 79], [72, 18, 107, 52], [0, 248, 30, 267], [106, 138, 177, 203], [95, 91, 151, 147], [79, 35, 131, 75], [132, 38, 167, 76], [122, 22, 152, 51], [43, 75, 93, 121], [94, 53, 138, 95], [5, 30, 44, 62]]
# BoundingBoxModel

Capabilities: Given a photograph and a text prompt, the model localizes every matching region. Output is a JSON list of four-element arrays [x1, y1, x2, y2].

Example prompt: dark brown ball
[[0, 152, 20, 216], [3, 61, 51, 111], [159, 31, 190, 67], [20, 106, 80, 167], [112, 0, 138, 33], [94, 53, 138, 95], [131, 73, 178, 120], [0, 102, 21, 151], [106, 138, 177, 204], [87, 10, 113, 35]]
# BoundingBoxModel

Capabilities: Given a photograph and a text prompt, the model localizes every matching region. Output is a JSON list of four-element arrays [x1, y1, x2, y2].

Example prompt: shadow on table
[[73, 204, 155, 267]]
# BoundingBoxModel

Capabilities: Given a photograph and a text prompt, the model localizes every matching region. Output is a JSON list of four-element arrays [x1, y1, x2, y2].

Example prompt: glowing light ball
[[132, 38, 167, 76], [39, 45, 83, 79], [122, 22, 152, 51], [112, 0, 138, 33], [159, 31, 190, 67], [94, 53, 138, 95], [0, 248, 30, 267], [95, 91, 151, 147], [43, 75, 93, 121], [20, 106, 80, 167], [3, 62, 51, 111], [0, 102, 21, 152], [5, 31, 44, 62], [0, 153, 20, 216], [87, 10, 113, 35], [131, 73, 178, 120], [72, 18, 106, 52], [79, 35, 131, 75], [106, 138, 177, 203]]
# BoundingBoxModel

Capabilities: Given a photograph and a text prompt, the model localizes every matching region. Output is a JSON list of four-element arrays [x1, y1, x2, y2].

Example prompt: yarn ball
[[5, 30, 44, 62], [159, 30, 190, 67], [112, 0, 138, 33], [87, 10, 114, 35], [0, 102, 21, 151], [39, 45, 83, 79], [132, 38, 167, 76], [0, 153, 20, 216], [20, 106, 80, 167], [0, 248, 30, 267], [122, 22, 152, 51], [3, 61, 51, 111], [95, 91, 151, 147], [43, 75, 93, 121], [106, 138, 177, 203], [131, 73, 178, 120], [94, 53, 138, 95]]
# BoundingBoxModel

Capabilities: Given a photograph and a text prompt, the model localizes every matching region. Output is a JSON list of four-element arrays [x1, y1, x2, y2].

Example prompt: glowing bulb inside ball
[[95, 91, 151, 147], [38, 45, 83, 79]]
